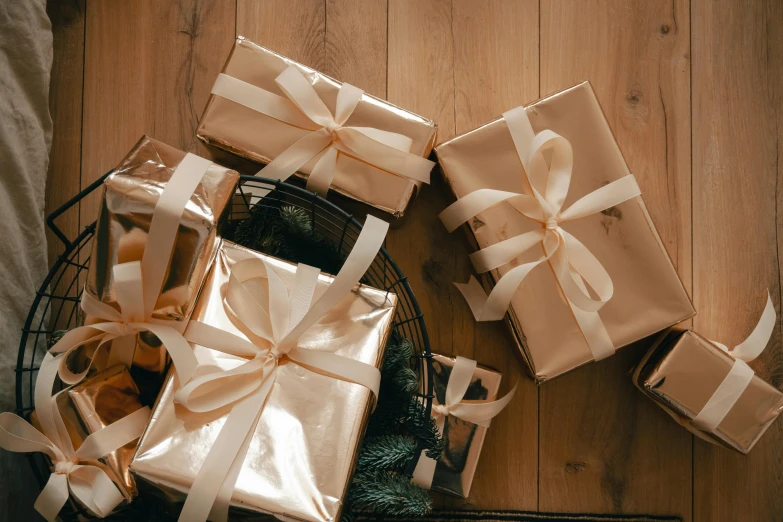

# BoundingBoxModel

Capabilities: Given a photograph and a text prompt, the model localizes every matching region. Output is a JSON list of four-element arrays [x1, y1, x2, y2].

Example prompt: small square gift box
[[435, 82, 695, 382], [68, 364, 146, 499], [0, 354, 151, 521], [634, 292, 783, 454], [49, 136, 238, 401], [130, 216, 396, 522], [412, 355, 514, 498], [197, 36, 437, 217]]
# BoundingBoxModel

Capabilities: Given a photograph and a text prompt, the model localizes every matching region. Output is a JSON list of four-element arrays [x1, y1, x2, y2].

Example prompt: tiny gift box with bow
[[436, 82, 695, 382], [0, 355, 151, 521], [633, 294, 783, 454], [68, 365, 145, 500], [131, 217, 396, 522], [411, 355, 513, 498], [58, 136, 238, 391], [197, 36, 437, 217]]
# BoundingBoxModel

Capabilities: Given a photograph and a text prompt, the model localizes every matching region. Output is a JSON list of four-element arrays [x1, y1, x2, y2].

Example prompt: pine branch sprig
[[348, 471, 432, 517], [357, 435, 417, 473]]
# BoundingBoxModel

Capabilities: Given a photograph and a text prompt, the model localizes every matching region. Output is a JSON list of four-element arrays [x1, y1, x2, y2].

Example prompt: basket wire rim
[[17, 172, 434, 518]]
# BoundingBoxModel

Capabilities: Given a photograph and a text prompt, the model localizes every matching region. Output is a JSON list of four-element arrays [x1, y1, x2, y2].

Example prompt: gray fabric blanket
[[0, 0, 53, 519]]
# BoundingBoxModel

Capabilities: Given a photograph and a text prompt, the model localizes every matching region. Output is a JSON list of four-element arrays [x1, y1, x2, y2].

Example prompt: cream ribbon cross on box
[[211, 66, 435, 199], [693, 291, 778, 433], [46, 153, 216, 388], [439, 106, 642, 361], [173, 216, 390, 522], [0, 354, 150, 521], [411, 356, 515, 490]]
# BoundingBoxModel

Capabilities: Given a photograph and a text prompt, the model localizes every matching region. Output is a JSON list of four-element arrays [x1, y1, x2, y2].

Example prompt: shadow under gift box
[[633, 329, 783, 454], [428, 354, 502, 498], [130, 240, 397, 522], [434, 82, 695, 383], [78, 136, 238, 397], [197, 36, 438, 218]]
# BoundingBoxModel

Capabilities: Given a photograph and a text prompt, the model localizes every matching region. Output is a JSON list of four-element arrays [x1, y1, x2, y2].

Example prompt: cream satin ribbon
[[0, 353, 150, 521], [174, 215, 389, 522], [692, 291, 777, 433], [47, 153, 214, 386], [411, 356, 515, 489], [211, 66, 435, 198], [439, 106, 641, 360]]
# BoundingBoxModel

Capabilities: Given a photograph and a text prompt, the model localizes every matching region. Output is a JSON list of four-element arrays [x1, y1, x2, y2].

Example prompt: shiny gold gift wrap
[[197, 36, 438, 217], [428, 354, 501, 498], [633, 329, 783, 454], [130, 240, 397, 522], [30, 390, 133, 513], [434, 82, 695, 382], [83, 136, 238, 377], [69, 365, 144, 499]]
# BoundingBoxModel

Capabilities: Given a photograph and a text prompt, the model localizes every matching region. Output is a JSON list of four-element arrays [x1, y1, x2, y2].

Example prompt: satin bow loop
[[49, 261, 199, 388], [693, 291, 777, 433], [175, 216, 390, 522], [211, 66, 435, 199], [411, 356, 516, 489], [439, 106, 642, 360], [47, 153, 213, 388], [0, 354, 150, 521]]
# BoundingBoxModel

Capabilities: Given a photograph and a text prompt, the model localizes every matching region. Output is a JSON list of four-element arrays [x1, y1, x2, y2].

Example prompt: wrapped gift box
[[633, 329, 783, 454], [130, 240, 397, 521], [80, 136, 238, 382], [428, 354, 502, 498], [30, 388, 135, 513], [435, 82, 694, 382], [197, 36, 437, 217], [69, 365, 144, 499]]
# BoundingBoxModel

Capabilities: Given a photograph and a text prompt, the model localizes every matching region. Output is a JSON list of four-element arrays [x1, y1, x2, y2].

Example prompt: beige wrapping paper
[[428, 354, 501, 498], [130, 240, 397, 521], [633, 329, 783, 454], [435, 82, 695, 382], [197, 37, 437, 217], [80, 136, 238, 383]]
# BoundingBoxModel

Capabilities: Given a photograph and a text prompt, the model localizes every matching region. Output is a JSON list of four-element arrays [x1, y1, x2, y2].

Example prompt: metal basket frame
[[16, 172, 433, 518]]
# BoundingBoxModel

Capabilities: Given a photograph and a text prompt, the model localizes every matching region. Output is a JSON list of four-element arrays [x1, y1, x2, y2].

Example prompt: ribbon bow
[[411, 356, 515, 489], [48, 153, 214, 386], [211, 66, 435, 198], [439, 106, 642, 360], [0, 354, 150, 521], [693, 291, 777, 433], [174, 216, 390, 522]]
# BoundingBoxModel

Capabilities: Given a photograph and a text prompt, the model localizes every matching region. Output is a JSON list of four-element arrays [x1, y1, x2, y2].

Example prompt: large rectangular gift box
[[633, 329, 783, 454], [435, 82, 695, 382], [130, 240, 397, 522], [428, 354, 501, 498], [79, 136, 238, 388], [197, 36, 437, 217]]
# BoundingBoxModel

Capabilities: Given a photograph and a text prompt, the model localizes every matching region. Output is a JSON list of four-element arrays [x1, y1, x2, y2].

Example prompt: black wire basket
[[16, 173, 433, 520]]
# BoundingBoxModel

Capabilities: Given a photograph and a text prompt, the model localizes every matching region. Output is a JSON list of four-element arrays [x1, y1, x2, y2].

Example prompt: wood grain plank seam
[[688, 1, 694, 521]]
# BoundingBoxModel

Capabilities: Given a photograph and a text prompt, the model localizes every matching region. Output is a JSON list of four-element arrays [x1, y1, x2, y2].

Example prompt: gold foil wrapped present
[[30, 389, 135, 512], [83, 136, 238, 379], [69, 365, 144, 499], [634, 329, 783, 454], [197, 36, 437, 217], [427, 354, 502, 498], [130, 240, 397, 521], [435, 82, 694, 382]]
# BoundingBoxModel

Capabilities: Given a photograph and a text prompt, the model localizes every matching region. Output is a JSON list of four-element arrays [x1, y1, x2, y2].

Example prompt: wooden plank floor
[[45, 1, 782, 521]]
